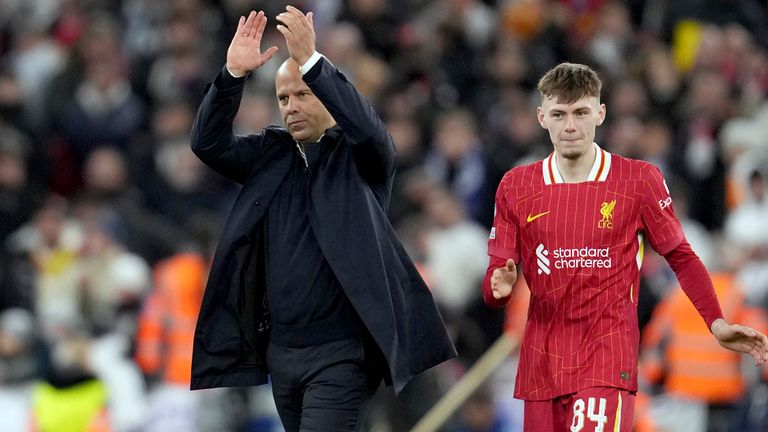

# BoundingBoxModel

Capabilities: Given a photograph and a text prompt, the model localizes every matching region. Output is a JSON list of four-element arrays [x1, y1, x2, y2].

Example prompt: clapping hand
[[275, 6, 316, 66], [226, 11, 278, 77]]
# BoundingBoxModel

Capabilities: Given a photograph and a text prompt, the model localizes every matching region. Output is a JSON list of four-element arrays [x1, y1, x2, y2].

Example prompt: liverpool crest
[[598, 200, 616, 229]]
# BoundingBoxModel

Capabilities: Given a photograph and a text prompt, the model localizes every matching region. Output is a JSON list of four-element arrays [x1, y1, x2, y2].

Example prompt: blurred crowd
[[1, 0, 768, 431]]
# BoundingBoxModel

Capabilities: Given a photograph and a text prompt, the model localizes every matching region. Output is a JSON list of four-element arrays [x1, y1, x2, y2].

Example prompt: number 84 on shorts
[[569, 388, 635, 432], [523, 387, 635, 432]]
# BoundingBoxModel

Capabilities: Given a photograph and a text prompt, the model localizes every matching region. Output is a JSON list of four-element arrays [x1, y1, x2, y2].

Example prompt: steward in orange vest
[[135, 253, 206, 385], [640, 272, 767, 403]]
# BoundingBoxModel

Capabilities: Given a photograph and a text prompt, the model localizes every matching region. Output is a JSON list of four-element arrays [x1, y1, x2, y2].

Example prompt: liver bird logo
[[598, 199, 616, 229]]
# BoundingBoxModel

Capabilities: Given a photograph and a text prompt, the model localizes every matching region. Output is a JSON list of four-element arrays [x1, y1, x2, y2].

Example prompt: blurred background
[[1, 0, 767, 431]]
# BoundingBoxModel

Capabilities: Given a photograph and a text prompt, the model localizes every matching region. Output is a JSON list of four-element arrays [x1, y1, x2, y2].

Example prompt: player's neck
[[554, 145, 597, 183]]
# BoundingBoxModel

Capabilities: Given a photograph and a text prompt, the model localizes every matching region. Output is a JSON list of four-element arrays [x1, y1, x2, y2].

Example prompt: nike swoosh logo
[[526, 211, 550, 223]]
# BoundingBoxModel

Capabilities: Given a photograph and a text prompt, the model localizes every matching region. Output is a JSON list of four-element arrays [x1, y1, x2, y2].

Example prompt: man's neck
[[555, 144, 597, 183]]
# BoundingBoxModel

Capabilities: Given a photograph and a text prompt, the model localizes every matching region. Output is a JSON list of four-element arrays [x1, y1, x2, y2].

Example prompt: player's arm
[[640, 163, 768, 364], [483, 173, 519, 308], [664, 240, 722, 326], [665, 240, 768, 365]]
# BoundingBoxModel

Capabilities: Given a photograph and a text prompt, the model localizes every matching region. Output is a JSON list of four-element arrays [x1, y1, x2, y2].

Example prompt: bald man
[[188, 6, 456, 431]]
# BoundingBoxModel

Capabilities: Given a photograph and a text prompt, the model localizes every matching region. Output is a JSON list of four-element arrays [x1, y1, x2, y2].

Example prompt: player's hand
[[711, 318, 768, 366], [490, 259, 517, 300], [226, 11, 278, 77], [275, 5, 315, 66]]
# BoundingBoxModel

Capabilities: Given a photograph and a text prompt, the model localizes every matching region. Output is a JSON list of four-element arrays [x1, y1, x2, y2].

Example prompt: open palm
[[226, 11, 278, 77], [712, 319, 768, 366]]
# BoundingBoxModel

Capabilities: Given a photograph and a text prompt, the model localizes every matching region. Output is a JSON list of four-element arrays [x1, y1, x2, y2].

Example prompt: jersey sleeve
[[639, 165, 684, 256], [665, 239, 723, 327], [487, 173, 520, 263]]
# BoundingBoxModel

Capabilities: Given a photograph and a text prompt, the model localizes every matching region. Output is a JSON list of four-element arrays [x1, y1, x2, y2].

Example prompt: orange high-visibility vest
[[640, 272, 767, 403], [135, 253, 207, 385]]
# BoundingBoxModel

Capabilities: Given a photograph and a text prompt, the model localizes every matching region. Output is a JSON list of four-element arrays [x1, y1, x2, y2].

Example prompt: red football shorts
[[523, 387, 635, 432]]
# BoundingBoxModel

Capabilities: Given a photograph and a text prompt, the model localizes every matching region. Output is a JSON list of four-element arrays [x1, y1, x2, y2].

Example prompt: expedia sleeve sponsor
[[639, 164, 685, 256]]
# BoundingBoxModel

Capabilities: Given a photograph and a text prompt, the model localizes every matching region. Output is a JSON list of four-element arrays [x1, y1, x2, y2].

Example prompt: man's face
[[537, 95, 606, 160], [275, 63, 335, 144]]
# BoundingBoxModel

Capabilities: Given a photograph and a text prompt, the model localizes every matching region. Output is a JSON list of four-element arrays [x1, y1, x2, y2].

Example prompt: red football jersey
[[488, 144, 684, 400]]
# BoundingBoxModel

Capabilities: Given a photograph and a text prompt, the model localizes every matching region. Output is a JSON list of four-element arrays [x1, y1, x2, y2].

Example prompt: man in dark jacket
[[189, 6, 456, 431]]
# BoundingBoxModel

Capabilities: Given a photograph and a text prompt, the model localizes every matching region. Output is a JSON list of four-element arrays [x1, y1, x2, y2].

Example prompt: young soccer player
[[484, 62, 768, 432]]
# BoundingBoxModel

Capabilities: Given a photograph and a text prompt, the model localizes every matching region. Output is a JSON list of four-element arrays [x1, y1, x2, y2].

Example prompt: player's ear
[[596, 103, 606, 126], [536, 106, 546, 128]]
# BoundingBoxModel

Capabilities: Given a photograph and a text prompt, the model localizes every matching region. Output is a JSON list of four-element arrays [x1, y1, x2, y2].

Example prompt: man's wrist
[[225, 64, 248, 78], [299, 51, 323, 75]]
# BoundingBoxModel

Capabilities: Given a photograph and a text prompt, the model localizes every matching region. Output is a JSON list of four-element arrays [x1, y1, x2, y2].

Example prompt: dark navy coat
[[189, 58, 456, 393]]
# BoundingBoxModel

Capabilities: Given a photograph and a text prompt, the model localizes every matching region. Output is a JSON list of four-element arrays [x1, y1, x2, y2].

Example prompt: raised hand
[[491, 259, 517, 300], [711, 318, 768, 366], [275, 5, 315, 66], [226, 11, 278, 77]]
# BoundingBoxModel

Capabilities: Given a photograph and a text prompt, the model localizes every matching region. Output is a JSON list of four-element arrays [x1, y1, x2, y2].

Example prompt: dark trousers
[[266, 337, 383, 432]]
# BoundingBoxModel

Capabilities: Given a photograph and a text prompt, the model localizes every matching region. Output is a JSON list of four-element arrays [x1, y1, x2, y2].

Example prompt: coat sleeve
[[303, 57, 395, 187], [190, 67, 268, 185]]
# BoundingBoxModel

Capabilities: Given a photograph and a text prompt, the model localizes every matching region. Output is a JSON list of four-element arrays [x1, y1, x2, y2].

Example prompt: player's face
[[537, 95, 606, 161], [275, 64, 336, 144]]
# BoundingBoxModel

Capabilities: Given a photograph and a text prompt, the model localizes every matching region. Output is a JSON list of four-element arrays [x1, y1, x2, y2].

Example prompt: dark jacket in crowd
[[189, 57, 456, 393]]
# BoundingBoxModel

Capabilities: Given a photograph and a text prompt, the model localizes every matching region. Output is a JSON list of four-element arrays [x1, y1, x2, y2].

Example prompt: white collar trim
[[542, 142, 611, 184]]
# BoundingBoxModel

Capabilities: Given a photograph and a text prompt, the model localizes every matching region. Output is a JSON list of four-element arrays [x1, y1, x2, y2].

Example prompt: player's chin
[[559, 147, 586, 160]]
